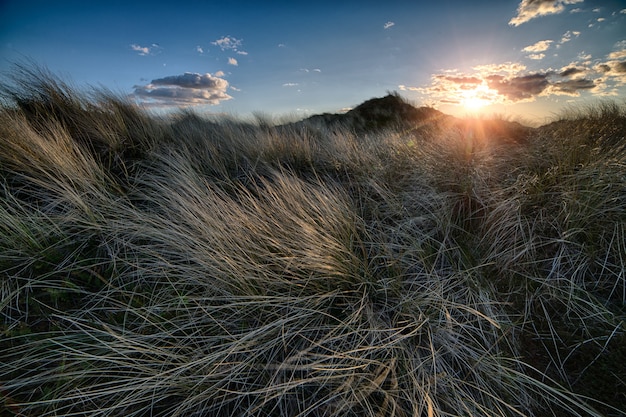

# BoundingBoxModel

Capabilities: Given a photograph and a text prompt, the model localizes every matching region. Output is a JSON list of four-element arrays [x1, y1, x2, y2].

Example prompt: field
[[1, 66, 625, 416]]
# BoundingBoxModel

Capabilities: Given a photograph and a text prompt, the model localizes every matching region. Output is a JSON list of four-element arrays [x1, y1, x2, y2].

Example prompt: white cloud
[[228, 57, 238, 66], [212, 36, 243, 51], [132, 72, 232, 106], [384, 21, 395, 29], [130, 43, 161, 56], [509, 0, 584, 26], [528, 53, 546, 60], [236, 51, 248, 55], [522, 39, 553, 52], [282, 83, 299, 87], [196, 46, 204, 54], [559, 30, 580, 44]]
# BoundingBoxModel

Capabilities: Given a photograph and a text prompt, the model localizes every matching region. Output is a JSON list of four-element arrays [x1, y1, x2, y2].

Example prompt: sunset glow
[[1, 0, 625, 123], [459, 84, 498, 111]]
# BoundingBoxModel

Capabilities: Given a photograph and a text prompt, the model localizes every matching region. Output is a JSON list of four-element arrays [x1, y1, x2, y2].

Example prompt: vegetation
[[1, 66, 625, 416]]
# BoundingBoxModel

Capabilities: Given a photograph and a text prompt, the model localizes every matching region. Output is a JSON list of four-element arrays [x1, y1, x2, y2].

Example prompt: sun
[[462, 95, 490, 110], [459, 84, 496, 111]]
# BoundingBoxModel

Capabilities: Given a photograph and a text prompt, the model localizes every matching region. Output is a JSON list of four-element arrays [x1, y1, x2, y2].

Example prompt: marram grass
[[1, 66, 625, 416]]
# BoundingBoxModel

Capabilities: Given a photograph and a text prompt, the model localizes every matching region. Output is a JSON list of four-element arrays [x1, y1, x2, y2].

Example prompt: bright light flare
[[460, 84, 497, 111]]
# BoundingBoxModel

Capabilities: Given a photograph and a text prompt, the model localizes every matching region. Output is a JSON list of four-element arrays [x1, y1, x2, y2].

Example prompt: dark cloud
[[132, 72, 232, 106], [485, 73, 550, 100], [551, 78, 596, 94], [559, 67, 584, 77]]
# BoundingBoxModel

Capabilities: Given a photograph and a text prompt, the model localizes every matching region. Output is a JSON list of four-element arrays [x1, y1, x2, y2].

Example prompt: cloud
[[404, 58, 609, 107], [282, 83, 299, 87], [559, 30, 580, 44], [130, 43, 161, 56], [236, 51, 248, 55], [384, 21, 395, 29], [437, 75, 482, 85], [196, 46, 204, 54], [559, 66, 585, 76], [548, 78, 596, 95], [522, 39, 553, 52], [472, 62, 527, 74], [228, 57, 238, 66], [615, 62, 626, 72], [485, 73, 550, 100], [595, 48, 626, 84], [509, 0, 584, 26], [212, 36, 243, 51], [527, 53, 546, 60], [132, 72, 232, 106], [608, 49, 626, 60]]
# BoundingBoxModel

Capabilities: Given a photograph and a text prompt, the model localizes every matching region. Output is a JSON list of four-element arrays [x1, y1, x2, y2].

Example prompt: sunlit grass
[[1, 65, 625, 416]]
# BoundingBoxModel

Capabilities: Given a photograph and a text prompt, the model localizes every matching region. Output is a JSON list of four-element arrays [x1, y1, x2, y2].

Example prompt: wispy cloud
[[282, 83, 299, 87], [228, 57, 238, 66], [559, 30, 580, 44], [132, 72, 232, 106], [509, 0, 584, 26], [130, 43, 161, 56], [384, 21, 395, 29], [528, 53, 546, 60]]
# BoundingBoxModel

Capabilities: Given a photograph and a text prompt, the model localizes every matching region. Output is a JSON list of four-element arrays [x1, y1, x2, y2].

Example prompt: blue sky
[[1, 0, 625, 124]]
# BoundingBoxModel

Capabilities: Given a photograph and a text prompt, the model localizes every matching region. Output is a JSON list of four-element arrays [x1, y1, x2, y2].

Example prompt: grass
[[1, 65, 625, 416]]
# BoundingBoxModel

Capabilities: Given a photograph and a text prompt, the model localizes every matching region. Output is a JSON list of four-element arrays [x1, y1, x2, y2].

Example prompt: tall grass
[[1, 66, 624, 416]]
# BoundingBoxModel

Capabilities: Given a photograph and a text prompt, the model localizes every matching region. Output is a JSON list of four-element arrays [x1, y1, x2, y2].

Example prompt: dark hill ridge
[[286, 93, 533, 144]]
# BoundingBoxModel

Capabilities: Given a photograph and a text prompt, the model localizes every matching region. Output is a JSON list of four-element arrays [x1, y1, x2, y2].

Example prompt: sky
[[1, 0, 625, 124]]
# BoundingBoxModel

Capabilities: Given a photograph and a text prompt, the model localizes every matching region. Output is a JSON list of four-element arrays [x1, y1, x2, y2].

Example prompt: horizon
[[1, 0, 625, 125]]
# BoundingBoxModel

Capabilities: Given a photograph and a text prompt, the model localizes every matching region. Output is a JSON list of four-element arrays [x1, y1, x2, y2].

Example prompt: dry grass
[[1, 65, 625, 416]]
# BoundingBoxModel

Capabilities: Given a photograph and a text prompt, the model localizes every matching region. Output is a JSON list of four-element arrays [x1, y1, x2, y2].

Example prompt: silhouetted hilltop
[[344, 93, 448, 132], [291, 93, 450, 136], [289, 93, 532, 143]]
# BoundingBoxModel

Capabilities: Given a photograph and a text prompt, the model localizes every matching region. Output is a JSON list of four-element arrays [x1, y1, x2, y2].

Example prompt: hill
[[288, 93, 533, 144]]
